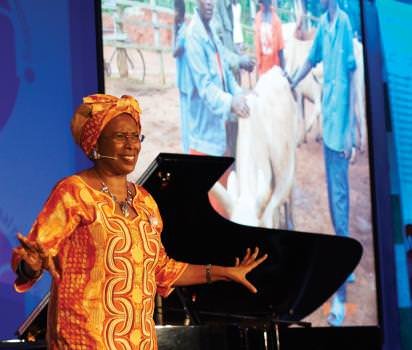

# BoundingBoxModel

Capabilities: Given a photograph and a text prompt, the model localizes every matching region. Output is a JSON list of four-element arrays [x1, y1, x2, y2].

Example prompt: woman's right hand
[[15, 233, 60, 280]]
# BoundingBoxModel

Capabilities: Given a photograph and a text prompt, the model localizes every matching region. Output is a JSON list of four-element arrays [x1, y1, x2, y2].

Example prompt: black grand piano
[[8, 154, 381, 350]]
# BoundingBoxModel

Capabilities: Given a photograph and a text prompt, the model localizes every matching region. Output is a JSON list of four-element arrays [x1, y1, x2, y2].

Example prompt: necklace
[[95, 171, 133, 218]]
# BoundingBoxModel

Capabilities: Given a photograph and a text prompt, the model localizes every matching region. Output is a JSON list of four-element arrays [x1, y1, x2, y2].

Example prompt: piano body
[[9, 154, 381, 350]]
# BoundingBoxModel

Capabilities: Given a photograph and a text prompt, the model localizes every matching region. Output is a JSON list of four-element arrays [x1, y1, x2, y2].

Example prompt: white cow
[[211, 67, 298, 229]]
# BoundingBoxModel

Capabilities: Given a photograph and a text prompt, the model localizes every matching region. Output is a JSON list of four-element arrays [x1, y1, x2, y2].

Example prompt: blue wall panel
[[0, 0, 98, 339]]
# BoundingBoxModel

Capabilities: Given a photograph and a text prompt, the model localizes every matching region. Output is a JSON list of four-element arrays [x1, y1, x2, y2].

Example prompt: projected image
[[101, 0, 376, 327]]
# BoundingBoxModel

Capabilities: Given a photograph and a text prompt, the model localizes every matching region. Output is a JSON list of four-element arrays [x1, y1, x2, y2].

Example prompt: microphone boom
[[96, 152, 117, 160], [98, 154, 117, 160]]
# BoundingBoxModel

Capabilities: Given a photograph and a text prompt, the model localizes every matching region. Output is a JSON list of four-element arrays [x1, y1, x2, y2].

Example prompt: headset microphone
[[92, 149, 117, 160], [98, 154, 118, 160]]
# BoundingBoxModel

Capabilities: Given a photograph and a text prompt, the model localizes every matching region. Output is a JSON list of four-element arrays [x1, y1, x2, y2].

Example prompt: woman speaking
[[11, 94, 267, 349]]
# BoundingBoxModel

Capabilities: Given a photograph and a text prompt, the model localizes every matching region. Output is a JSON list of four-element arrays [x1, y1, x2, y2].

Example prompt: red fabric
[[254, 6, 285, 76]]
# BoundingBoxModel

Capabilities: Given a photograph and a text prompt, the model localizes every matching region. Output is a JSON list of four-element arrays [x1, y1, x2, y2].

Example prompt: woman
[[12, 94, 267, 349]]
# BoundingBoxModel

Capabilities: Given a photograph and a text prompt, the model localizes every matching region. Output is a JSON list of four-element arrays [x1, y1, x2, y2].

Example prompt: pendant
[[98, 177, 133, 218], [120, 202, 129, 218]]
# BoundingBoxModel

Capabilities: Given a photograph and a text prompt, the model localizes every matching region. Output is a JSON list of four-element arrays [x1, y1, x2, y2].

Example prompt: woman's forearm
[[174, 264, 230, 286]]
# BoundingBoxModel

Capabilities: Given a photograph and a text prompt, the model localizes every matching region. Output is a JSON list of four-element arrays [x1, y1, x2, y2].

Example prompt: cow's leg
[[315, 113, 323, 143], [302, 97, 308, 144], [273, 208, 281, 229], [278, 204, 288, 230], [285, 191, 294, 230], [358, 104, 367, 154], [296, 93, 306, 147]]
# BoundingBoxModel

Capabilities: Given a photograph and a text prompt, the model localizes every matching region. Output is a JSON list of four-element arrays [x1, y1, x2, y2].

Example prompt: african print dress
[[12, 175, 188, 349]]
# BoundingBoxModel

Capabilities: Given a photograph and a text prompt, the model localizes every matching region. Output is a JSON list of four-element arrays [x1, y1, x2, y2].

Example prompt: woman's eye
[[114, 133, 126, 141]]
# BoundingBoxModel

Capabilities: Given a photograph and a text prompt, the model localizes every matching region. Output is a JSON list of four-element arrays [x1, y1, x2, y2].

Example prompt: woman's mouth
[[119, 155, 136, 163]]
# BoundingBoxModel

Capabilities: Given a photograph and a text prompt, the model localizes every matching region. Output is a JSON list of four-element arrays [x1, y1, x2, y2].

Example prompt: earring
[[90, 148, 100, 160]]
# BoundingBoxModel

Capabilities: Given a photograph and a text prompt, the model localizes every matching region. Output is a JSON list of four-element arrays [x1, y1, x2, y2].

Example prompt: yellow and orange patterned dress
[[12, 175, 188, 349]]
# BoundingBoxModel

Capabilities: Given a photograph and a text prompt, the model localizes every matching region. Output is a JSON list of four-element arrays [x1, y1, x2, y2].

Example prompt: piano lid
[[139, 153, 363, 322]]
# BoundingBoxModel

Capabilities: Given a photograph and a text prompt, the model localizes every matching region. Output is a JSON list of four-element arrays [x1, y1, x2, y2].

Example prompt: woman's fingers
[[17, 233, 26, 243], [13, 246, 27, 259], [250, 247, 259, 262], [17, 234, 43, 261], [46, 256, 61, 281], [16, 234, 56, 277], [17, 234, 42, 269], [227, 249, 269, 294], [37, 244, 48, 262], [240, 253, 268, 293], [251, 253, 268, 269], [241, 247, 261, 266], [241, 248, 251, 265], [241, 278, 258, 294], [17, 233, 38, 252]]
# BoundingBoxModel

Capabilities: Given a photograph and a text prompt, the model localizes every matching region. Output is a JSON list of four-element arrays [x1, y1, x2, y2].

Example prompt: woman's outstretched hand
[[14, 233, 60, 280], [173, 247, 268, 292], [227, 247, 268, 293]]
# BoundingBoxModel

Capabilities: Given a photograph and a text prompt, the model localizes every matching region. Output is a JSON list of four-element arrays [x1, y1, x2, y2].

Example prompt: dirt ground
[[105, 49, 377, 327]]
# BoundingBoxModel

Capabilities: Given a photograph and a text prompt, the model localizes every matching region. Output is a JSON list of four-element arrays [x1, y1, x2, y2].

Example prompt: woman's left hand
[[227, 247, 268, 293]]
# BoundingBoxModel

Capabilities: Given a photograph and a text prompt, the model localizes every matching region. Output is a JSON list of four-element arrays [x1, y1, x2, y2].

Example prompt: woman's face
[[95, 113, 142, 176]]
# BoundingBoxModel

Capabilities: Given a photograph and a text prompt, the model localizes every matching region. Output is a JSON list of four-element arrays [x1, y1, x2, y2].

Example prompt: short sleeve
[[308, 24, 323, 66], [155, 243, 188, 297], [11, 177, 95, 292]]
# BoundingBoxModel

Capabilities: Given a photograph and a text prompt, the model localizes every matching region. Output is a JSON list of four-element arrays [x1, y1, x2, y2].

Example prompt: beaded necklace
[[95, 170, 133, 218], [101, 182, 133, 218]]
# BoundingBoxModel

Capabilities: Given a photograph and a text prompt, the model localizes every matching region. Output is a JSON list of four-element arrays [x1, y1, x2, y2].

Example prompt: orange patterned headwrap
[[71, 94, 141, 156]]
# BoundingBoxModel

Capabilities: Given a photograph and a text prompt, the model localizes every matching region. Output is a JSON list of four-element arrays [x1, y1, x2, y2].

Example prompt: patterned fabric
[[71, 94, 142, 157], [12, 176, 188, 350]]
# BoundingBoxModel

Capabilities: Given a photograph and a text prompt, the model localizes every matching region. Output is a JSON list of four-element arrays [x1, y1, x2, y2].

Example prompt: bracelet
[[17, 261, 41, 280], [205, 264, 212, 284]]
